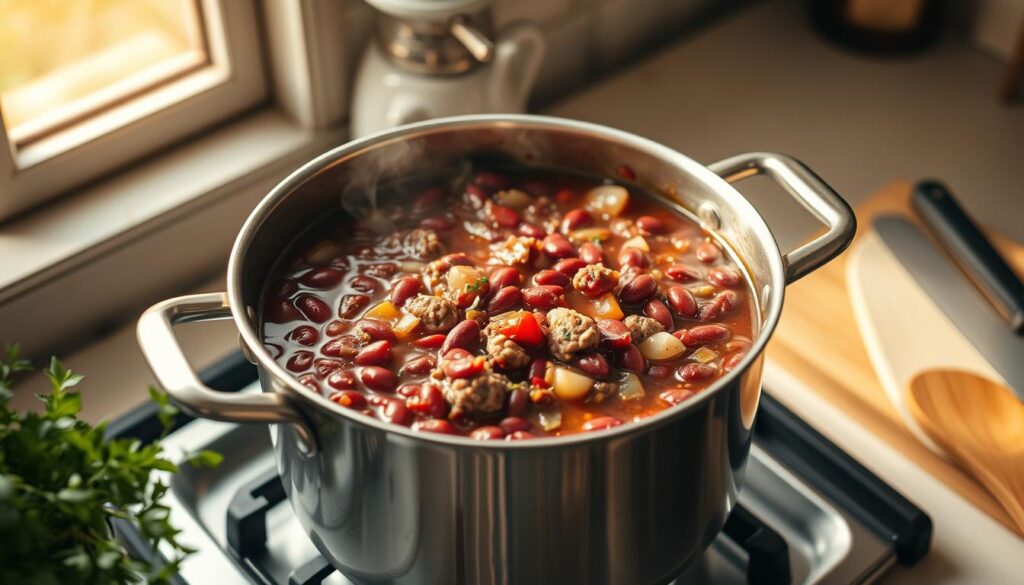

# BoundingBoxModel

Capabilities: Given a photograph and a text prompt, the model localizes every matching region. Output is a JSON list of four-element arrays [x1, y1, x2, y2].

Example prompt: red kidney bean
[[443, 348, 472, 361], [713, 290, 739, 314], [523, 285, 564, 310], [582, 416, 623, 431], [676, 363, 717, 382], [615, 344, 647, 373], [672, 328, 688, 342], [380, 398, 411, 425], [472, 171, 510, 192], [325, 320, 349, 336], [298, 375, 321, 393], [617, 247, 650, 269], [648, 365, 671, 380], [490, 204, 521, 227], [265, 299, 302, 323], [442, 355, 484, 379], [659, 388, 695, 406], [329, 390, 366, 409], [275, 280, 298, 297], [616, 164, 636, 181], [487, 286, 523, 313], [338, 294, 371, 319], [414, 419, 458, 434], [618, 274, 657, 304], [555, 188, 575, 203], [695, 241, 721, 263], [708, 266, 741, 288], [665, 263, 701, 282], [561, 208, 593, 232], [397, 384, 420, 398], [507, 388, 530, 417], [578, 243, 605, 265], [349, 275, 381, 293], [413, 186, 447, 213], [489, 267, 523, 291], [683, 324, 731, 346], [553, 258, 587, 277], [355, 340, 392, 366], [528, 358, 549, 381], [321, 335, 359, 358], [574, 353, 610, 379], [294, 294, 331, 323], [287, 325, 319, 346], [723, 352, 746, 372], [471, 426, 506, 440], [636, 215, 667, 234], [441, 319, 482, 354], [406, 384, 448, 419], [326, 370, 357, 390], [402, 355, 435, 376], [366, 263, 398, 279], [506, 431, 536, 440], [499, 416, 532, 433], [301, 268, 345, 289], [518, 222, 547, 239], [390, 276, 422, 307], [533, 269, 570, 287], [542, 234, 575, 259], [412, 334, 447, 349], [420, 215, 455, 230], [643, 299, 674, 331], [666, 285, 698, 318], [286, 351, 314, 373], [356, 319, 397, 343], [314, 358, 345, 377], [361, 366, 398, 392], [697, 302, 719, 321], [597, 319, 632, 349]]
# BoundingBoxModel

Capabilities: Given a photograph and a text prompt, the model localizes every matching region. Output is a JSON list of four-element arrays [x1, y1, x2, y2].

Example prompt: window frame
[[0, 0, 267, 221]]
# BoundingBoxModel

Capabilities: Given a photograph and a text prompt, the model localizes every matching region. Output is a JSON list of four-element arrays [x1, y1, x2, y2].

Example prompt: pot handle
[[136, 292, 317, 454], [709, 152, 856, 283]]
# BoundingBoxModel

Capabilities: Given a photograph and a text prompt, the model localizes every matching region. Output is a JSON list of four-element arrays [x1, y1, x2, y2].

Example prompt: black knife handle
[[912, 180, 1024, 334]]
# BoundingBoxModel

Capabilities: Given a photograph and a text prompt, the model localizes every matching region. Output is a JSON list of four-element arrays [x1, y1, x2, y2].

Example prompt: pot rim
[[227, 113, 786, 448]]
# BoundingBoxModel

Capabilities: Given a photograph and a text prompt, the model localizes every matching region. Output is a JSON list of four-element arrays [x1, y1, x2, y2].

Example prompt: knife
[[874, 215, 1024, 402], [911, 181, 1024, 334]]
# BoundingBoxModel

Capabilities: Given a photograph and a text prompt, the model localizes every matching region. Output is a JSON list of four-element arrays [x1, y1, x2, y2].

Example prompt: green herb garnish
[[0, 344, 220, 584], [467, 276, 488, 292]]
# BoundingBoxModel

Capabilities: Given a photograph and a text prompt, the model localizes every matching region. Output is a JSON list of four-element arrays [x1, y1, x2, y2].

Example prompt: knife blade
[[911, 181, 1024, 334], [874, 215, 1024, 401]]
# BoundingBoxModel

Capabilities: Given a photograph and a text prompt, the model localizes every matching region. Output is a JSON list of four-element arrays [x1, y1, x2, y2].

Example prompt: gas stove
[[109, 354, 930, 585]]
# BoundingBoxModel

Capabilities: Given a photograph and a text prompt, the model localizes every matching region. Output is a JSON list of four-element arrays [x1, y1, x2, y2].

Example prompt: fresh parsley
[[0, 344, 221, 584], [467, 276, 489, 292]]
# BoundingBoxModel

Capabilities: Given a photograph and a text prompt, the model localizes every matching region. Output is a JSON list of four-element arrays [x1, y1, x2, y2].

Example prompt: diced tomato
[[496, 312, 544, 347]]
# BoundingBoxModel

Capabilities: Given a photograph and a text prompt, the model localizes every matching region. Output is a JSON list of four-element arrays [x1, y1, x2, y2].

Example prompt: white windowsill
[[0, 108, 343, 302]]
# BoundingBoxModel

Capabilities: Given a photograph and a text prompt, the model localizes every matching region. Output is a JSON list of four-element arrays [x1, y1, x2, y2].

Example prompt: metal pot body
[[137, 115, 855, 585]]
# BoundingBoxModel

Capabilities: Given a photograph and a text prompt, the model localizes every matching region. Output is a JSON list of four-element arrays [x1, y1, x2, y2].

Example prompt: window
[[0, 0, 266, 220]]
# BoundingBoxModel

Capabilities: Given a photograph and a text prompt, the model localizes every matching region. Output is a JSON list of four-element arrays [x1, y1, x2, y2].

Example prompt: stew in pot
[[261, 166, 756, 439]]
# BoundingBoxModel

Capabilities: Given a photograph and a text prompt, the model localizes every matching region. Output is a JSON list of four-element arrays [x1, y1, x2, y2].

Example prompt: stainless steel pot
[[137, 115, 854, 585]]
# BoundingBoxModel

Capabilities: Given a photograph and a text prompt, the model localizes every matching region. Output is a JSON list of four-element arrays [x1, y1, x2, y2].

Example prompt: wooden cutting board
[[766, 180, 1024, 536]]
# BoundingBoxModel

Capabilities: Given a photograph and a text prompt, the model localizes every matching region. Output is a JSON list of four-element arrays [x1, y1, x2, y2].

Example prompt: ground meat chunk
[[623, 315, 664, 343], [591, 381, 617, 403], [546, 307, 600, 361], [442, 370, 510, 417], [405, 294, 458, 333], [404, 228, 445, 260], [484, 331, 530, 370], [490, 236, 537, 266], [572, 263, 619, 297]]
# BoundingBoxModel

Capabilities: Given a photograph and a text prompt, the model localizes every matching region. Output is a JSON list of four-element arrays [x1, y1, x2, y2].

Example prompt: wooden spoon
[[907, 370, 1024, 537]]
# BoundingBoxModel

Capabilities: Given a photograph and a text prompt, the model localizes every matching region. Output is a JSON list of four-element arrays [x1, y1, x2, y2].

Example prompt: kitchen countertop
[[12, 0, 1023, 580]]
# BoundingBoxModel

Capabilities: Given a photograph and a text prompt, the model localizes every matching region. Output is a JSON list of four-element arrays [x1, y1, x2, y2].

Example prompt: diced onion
[[538, 411, 563, 431], [447, 265, 484, 292], [571, 227, 613, 242], [585, 185, 630, 218], [618, 373, 645, 401], [621, 235, 650, 252], [400, 261, 426, 273], [638, 332, 687, 361], [494, 188, 533, 210], [552, 366, 594, 400], [690, 347, 719, 364], [691, 285, 716, 298]]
